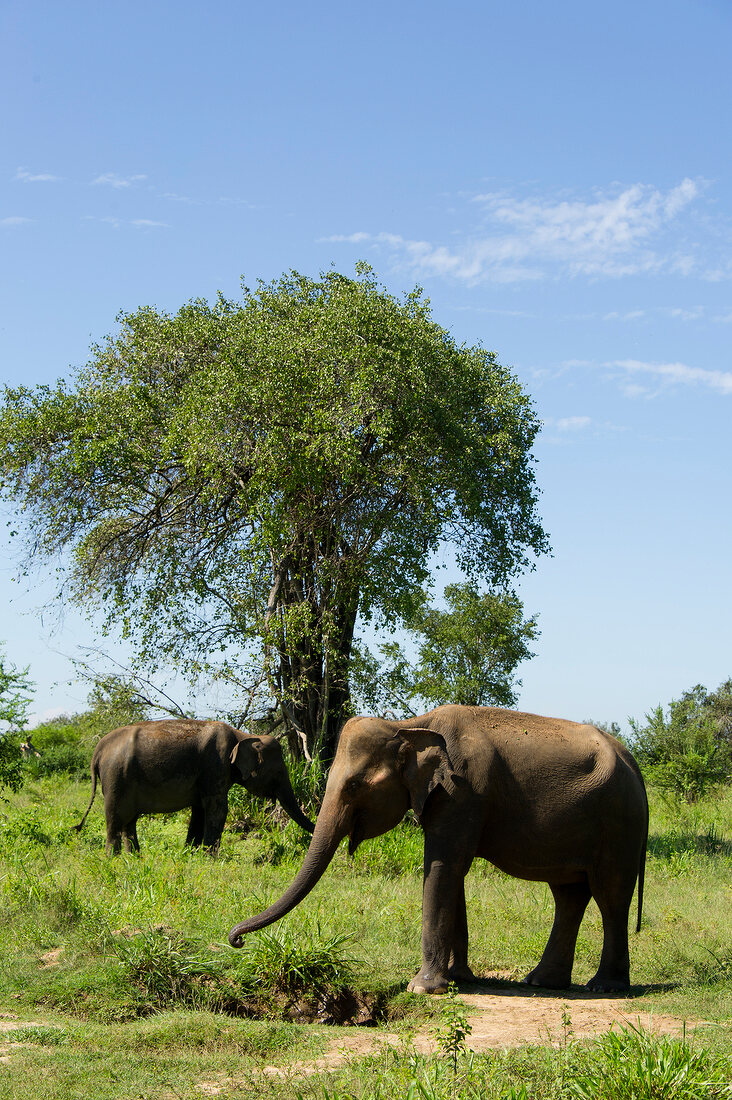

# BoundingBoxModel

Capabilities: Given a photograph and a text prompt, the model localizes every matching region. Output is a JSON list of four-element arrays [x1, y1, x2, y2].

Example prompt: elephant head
[[229, 716, 460, 946], [230, 733, 314, 834]]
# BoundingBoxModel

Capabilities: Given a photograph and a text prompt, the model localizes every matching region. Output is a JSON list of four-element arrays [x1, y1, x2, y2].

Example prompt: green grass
[[0, 772, 731, 1096]]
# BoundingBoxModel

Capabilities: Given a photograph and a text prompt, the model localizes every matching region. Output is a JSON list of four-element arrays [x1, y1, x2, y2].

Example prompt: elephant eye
[[343, 778, 361, 796]]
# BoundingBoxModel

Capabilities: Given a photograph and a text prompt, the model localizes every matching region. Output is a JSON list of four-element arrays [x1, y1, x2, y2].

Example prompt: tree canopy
[[353, 583, 539, 716], [0, 265, 549, 760]]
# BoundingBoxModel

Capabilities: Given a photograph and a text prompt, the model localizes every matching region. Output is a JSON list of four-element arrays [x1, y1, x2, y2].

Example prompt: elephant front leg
[[524, 881, 591, 989], [408, 839, 471, 995], [200, 795, 228, 853]]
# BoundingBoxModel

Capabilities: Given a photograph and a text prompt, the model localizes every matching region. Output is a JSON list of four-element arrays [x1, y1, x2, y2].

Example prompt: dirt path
[[260, 981, 703, 1082]]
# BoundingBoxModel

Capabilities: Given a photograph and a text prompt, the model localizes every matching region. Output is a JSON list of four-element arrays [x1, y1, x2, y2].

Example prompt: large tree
[[0, 265, 549, 760]]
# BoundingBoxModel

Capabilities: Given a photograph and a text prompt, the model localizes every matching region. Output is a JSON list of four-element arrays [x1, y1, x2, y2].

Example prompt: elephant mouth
[[347, 813, 364, 857]]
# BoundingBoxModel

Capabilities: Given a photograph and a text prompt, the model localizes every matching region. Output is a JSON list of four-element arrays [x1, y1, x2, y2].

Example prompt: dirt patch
[[39, 948, 64, 968], [428, 981, 699, 1052], [255, 978, 707, 1083], [283, 989, 386, 1026]]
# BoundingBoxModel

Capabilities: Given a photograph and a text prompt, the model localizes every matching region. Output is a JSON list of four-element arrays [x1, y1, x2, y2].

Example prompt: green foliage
[[568, 1022, 731, 1099], [630, 681, 732, 802], [0, 265, 548, 761], [111, 927, 225, 1010], [434, 983, 472, 1075], [0, 646, 34, 792], [353, 583, 538, 715], [236, 923, 357, 995], [408, 583, 538, 708]]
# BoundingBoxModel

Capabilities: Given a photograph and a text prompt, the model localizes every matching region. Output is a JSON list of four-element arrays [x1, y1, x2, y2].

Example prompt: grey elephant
[[229, 705, 648, 993], [75, 719, 314, 853]]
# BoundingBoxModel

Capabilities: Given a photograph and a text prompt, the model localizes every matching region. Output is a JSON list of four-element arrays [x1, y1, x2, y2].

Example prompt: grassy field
[[0, 772, 731, 1098]]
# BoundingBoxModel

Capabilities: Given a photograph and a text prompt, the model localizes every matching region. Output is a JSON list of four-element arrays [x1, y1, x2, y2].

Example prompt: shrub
[[630, 683, 732, 802], [236, 922, 357, 995], [568, 1022, 731, 1099], [111, 927, 224, 1009]]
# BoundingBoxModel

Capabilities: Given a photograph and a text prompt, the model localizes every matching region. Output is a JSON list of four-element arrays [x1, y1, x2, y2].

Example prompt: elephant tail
[[635, 837, 646, 933], [74, 760, 99, 834], [635, 783, 649, 933]]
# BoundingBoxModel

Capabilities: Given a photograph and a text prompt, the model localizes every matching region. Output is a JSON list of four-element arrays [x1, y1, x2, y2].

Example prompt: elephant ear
[[230, 737, 265, 781], [396, 727, 460, 818]]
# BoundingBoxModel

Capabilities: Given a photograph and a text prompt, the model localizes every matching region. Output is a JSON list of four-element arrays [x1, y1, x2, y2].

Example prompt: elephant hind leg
[[105, 815, 139, 855], [186, 805, 205, 847], [524, 881, 591, 990], [586, 879, 635, 992], [123, 820, 140, 853]]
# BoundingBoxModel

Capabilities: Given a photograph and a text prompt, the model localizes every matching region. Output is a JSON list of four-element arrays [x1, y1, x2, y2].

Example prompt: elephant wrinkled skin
[[229, 705, 648, 994], [75, 719, 314, 853]]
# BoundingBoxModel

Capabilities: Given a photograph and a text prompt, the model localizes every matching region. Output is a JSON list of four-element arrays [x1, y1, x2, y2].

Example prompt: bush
[[568, 1022, 731, 1099], [236, 922, 357, 995], [630, 683, 732, 802], [111, 927, 225, 1009], [0, 647, 33, 791]]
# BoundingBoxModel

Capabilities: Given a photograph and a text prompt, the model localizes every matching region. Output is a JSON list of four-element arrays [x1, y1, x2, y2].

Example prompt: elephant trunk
[[277, 784, 315, 834], [228, 802, 348, 947]]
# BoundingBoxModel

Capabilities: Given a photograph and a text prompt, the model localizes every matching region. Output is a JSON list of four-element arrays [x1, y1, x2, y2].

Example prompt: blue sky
[[2, 0, 731, 730]]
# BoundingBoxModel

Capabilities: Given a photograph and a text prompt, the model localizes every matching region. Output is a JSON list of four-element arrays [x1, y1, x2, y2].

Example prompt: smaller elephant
[[75, 719, 314, 853]]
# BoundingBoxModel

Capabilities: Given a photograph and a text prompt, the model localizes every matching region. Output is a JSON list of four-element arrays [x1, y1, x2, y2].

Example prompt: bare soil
[[260, 977, 704, 1081]]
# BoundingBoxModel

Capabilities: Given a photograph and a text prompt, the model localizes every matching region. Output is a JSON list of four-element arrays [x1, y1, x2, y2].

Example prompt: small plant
[[111, 927, 224, 1008], [236, 921, 357, 995], [434, 983, 473, 1075]]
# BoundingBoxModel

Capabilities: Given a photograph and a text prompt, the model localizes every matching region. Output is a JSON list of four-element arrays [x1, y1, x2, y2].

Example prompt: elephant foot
[[586, 973, 630, 994], [523, 965, 571, 990], [407, 970, 451, 995]]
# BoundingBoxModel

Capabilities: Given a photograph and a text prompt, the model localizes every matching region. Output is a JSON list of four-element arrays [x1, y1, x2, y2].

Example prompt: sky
[[1, 0, 731, 731]]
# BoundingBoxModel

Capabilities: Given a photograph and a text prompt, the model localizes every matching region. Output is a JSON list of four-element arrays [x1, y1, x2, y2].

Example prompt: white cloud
[[664, 306, 705, 321], [320, 231, 371, 243], [610, 358, 732, 395], [14, 167, 62, 183], [83, 215, 169, 229], [324, 179, 703, 284], [83, 215, 121, 227], [556, 416, 592, 431], [91, 172, 147, 188], [161, 191, 200, 204], [603, 310, 646, 321], [1, 216, 32, 226]]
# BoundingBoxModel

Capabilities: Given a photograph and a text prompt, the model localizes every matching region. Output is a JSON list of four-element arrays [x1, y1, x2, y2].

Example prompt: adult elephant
[[229, 706, 648, 993], [75, 719, 314, 853]]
